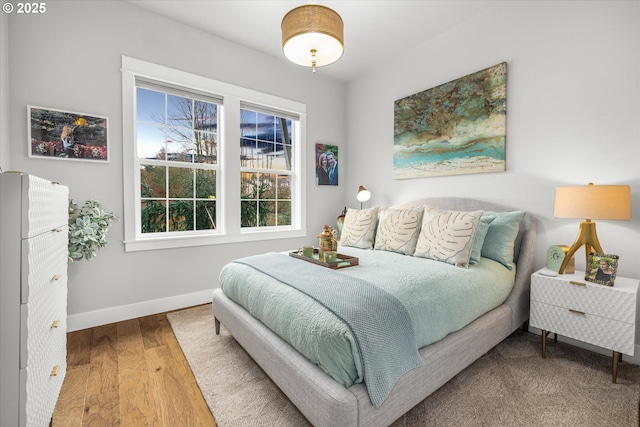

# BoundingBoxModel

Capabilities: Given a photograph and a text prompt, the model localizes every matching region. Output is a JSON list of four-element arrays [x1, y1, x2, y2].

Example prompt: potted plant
[[68, 199, 118, 261]]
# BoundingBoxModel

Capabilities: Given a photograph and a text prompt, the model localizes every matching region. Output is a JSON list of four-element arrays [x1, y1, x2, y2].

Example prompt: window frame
[[121, 56, 306, 252]]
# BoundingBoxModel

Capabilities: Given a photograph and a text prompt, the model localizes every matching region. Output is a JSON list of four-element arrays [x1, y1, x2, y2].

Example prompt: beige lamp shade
[[356, 186, 371, 203], [554, 184, 631, 220], [282, 5, 344, 69]]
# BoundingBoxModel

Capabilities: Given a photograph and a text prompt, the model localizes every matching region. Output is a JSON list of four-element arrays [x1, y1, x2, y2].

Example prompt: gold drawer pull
[[569, 309, 585, 315], [51, 320, 61, 329], [50, 365, 60, 377], [51, 181, 61, 185], [52, 274, 61, 281], [52, 228, 63, 233], [569, 281, 586, 286]]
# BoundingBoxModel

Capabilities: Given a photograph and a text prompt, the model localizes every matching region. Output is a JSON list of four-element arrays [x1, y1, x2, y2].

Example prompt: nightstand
[[529, 269, 638, 383]]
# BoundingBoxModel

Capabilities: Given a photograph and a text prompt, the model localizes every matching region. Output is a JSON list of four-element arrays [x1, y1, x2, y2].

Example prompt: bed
[[212, 198, 536, 426]]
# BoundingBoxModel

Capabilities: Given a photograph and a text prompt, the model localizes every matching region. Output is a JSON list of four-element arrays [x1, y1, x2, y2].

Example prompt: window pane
[[277, 201, 291, 226], [258, 113, 275, 142], [169, 200, 193, 231], [275, 118, 292, 144], [166, 127, 195, 162], [241, 172, 258, 199], [141, 200, 166, 233], [136, 88, 165, 123], [195, 131, 217, 164], [241, 200, 257, 227], [278, 174, 291, 199], [167, 95, 193, 126], [261, 201, 276, 226], [263, 174, 276, 199], [140, 165, 166, 198], [168, 167, 194, 198], [195, 169, 216, 199], [270, 143, 291, 171], [240, 109, 257, 136], [194, 100, 217, 132], [196, 200, 216, 230], [137, 123, 166, 160]]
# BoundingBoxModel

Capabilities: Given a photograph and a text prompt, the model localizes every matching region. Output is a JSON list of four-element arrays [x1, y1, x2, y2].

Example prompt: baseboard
[[528, 326, 640, 366], [67, 289, 214, 332]]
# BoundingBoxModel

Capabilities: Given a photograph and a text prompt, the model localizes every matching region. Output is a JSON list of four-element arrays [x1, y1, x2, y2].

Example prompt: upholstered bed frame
[[212, 198, 537, 426]]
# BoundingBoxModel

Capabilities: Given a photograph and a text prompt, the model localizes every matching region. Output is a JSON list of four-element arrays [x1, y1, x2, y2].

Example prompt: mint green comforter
[[219, 245, 515, 393]]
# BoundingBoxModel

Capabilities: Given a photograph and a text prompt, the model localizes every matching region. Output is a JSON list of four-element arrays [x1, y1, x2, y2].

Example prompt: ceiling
[[125, 1, 499, 83]]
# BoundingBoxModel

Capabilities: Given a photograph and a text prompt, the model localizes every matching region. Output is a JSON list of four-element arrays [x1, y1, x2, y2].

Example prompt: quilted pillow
[[340, 206, 380, 249], [414, 207, 483, 268], [480, 210, 525, 270], [374, 206, 424, 255], [469, 215, 496, 265]]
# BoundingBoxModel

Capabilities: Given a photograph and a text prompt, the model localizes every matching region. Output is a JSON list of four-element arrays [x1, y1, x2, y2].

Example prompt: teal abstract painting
[[394, 62, 506, 179]]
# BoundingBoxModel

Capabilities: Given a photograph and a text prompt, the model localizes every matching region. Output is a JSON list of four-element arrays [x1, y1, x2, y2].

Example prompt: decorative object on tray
[[28, 106, 109, 162], [298, 246, 314, 258], [316, 224, 337, 261], [585, 253, 619, 287], [68, 199, 118, 261], [289, 248, 358, 269], [393, 62, 506, 179], [337, 206, 347, 237]]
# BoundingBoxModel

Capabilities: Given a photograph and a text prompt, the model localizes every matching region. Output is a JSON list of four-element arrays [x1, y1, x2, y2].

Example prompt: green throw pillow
[[469, 215, 495, 265], [480, 211, 525, 270]]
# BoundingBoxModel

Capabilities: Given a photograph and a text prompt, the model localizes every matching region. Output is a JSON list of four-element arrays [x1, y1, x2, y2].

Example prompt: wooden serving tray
[[289, 249, 359, 269]]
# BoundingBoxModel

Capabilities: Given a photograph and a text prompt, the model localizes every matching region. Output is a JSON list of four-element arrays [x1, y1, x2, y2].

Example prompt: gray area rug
[[167, 304, 640, 426]]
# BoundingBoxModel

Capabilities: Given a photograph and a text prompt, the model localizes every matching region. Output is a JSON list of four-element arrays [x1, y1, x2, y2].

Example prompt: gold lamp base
[[558, 220, 604, 274]]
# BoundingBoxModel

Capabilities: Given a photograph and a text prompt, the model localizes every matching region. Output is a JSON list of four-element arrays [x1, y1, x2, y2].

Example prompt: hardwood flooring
[[53, 310, 216, 427]]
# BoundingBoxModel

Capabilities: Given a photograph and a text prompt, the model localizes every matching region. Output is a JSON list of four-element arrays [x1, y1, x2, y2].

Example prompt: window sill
[[124, 228, 307, 252]]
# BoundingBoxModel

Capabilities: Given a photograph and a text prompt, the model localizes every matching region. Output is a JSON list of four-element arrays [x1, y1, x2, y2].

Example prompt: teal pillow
[[469, 215, 495, 265], [480, 211, 525, 270]]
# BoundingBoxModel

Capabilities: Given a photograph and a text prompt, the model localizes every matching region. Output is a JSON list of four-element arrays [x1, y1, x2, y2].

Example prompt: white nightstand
[[529, 269, 638, 383]]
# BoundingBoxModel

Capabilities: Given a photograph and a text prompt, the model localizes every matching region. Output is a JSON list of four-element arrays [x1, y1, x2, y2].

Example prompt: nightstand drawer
[[530, 301, 635, 355], [531, 274, 635, 323]]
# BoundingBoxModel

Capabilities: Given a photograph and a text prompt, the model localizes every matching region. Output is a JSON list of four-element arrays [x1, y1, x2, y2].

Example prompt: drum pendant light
[[281, 4, 344, 73]]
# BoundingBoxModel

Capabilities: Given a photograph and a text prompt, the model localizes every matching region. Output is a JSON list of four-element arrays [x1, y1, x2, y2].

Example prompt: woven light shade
[[282, 4, 344, 70]]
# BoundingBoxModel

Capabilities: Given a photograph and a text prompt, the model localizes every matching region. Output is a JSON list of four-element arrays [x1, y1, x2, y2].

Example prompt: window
[[121, 57, 306, 251]]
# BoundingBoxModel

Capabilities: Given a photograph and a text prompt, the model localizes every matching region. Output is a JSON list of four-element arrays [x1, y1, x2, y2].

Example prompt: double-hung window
[[121, 56, 306, 252]]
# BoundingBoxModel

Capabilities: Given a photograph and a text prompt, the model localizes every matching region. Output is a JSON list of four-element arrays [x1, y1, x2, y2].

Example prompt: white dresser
[[0, 173, 69, 427], [530, 269, 638, 383]]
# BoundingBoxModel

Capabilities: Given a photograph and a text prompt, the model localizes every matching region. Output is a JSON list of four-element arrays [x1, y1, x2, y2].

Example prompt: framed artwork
[[585, 253, 619, 287], [315, 143, 338, 186], [28, 105, 109, 162], [393, 62, 506, 179]]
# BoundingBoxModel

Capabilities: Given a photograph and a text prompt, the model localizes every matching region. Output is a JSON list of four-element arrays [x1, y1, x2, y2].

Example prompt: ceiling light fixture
[[281, 4, 344, 73]]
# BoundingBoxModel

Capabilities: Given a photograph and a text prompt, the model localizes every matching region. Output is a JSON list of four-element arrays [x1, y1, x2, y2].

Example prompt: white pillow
[[414, 207, 483, 268], [374, 206, 424, 255], [340, 206, 380, 249]]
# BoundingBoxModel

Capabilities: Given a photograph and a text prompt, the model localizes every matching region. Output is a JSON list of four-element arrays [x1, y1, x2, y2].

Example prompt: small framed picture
[[28, 105, 109, 162], [585, 253, 619, 287], [315, 143, 338, 186]]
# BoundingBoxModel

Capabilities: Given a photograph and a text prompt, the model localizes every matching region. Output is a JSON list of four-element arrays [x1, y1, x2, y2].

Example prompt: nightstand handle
[[51, 320, 61, 329], [569, 281, 586, 287], [569, 309, 585, 315], [50, 365, 60, 377]]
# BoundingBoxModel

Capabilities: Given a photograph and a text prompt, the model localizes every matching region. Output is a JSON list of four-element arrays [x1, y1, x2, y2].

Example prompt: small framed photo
[[315, 143, 339, 186], [585, 253, 619, 287], [28, 105, 109, 162]]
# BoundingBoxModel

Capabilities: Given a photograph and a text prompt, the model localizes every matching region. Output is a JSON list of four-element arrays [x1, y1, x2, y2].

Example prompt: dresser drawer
[[21, 175, 68, 238], [530, 301, 635, 355], [20, 280, 67, 370], [21, 226, 68, 304], [531, 274, 635, 323], [19, 350, 66, 427]]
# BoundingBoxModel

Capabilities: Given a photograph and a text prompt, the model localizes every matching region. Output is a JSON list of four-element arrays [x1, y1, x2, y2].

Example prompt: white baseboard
[[528, 326, 640, 366], [67, 289, 214, 332]]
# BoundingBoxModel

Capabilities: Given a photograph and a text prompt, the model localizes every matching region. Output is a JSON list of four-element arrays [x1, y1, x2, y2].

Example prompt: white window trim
[[121, 56, 306, 252]]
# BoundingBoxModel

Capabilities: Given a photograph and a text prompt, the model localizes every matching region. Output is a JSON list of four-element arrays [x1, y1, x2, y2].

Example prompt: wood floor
[[52, 310, 217, 427]]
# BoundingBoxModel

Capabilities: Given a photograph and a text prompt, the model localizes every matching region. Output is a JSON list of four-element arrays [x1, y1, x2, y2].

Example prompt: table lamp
[[553, 183, 631, 274], [356, 186, 371, 209]]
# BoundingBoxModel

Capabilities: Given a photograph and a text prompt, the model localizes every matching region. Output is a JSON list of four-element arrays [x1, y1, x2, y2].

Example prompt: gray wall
[[6, 1, 346, 328]]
